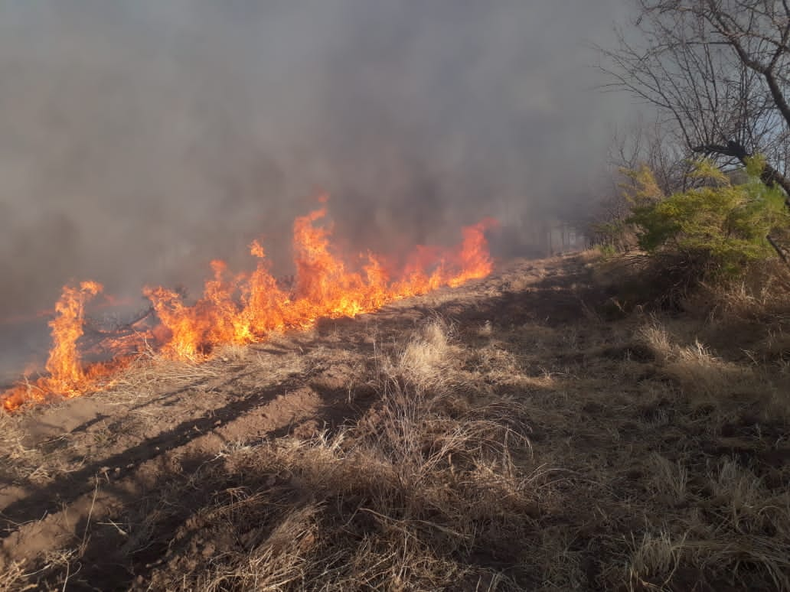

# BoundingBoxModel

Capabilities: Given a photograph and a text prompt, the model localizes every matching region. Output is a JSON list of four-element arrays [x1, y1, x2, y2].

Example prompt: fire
[[45, 281, 103, 386], [1, 203, 496, 412], [2, 281, 113, 411]]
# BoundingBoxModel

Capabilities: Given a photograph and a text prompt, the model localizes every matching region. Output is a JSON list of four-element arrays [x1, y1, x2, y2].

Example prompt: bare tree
[[603, 0, 790, 202], [608, 118, 696, 194], [586, 119, 691, 248]]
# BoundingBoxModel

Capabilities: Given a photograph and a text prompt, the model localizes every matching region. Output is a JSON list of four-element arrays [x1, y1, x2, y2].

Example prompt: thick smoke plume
[[0, 0, 635, 376]]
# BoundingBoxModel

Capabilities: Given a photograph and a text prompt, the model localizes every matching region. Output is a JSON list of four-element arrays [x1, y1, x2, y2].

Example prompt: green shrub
[[596, 243, 618, 258], [626, 158, 789, 278]]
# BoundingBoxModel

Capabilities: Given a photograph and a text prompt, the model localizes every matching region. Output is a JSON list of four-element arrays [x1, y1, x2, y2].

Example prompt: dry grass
[[0, 406, 78, 485], [640, 323, 755, 396], [624, 529, 688, 592], [107, 357, 222, 399], [139, 319, 538, 591], [638, 316, 790, 426], [0, 560, 37, 592], [2, 253, 790, 591], [648, 454, 688, 505], [392, 317, 456, 391]]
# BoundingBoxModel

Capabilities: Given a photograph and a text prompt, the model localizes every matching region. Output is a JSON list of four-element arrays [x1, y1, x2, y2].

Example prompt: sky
[[0, 0, 638, 324]]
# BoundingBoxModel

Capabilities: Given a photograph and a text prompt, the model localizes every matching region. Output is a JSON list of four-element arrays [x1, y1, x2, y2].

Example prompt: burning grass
[[1, 203, 497, 412]]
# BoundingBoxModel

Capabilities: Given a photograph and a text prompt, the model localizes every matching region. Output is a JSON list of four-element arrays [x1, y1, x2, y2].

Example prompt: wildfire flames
[[1, 203, 496, 412]]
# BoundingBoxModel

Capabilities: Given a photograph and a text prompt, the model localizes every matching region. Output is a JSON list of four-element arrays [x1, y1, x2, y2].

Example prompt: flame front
[[2, 203, 496, 411], [2, 281, 107, 411]]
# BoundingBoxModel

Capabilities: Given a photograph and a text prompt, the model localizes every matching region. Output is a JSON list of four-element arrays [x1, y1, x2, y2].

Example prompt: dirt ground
[[1, 253, 788, 591]]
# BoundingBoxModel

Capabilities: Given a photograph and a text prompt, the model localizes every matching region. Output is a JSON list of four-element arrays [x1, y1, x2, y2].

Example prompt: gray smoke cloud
[[0, 0, 636, 325]]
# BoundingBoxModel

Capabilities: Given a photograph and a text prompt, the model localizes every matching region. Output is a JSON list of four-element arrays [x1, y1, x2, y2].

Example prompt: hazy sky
[[0, 0, 638, 318]]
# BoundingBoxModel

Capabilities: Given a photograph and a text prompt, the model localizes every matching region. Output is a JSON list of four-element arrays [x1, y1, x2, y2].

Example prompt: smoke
[[0, 0, 635, 322]]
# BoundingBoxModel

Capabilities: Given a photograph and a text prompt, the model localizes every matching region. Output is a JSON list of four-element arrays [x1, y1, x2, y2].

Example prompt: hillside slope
[[1, 254, 788, 591]]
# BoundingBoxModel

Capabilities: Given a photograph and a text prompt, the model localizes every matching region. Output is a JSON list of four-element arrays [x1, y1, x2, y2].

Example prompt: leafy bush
[[626, 158, 789, 278]]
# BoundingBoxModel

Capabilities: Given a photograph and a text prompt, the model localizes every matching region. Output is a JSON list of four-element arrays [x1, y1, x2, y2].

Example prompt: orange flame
[[45, 281, 102, 385], [2, 281, 110, 411], [2, 203, 497, 411]]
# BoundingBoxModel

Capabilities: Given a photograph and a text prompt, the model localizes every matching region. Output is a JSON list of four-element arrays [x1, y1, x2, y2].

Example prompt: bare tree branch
[[602, 0, 790, 201]]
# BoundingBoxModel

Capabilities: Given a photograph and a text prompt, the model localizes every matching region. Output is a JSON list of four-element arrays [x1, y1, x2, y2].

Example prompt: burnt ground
[[1, 253, 789, 591]]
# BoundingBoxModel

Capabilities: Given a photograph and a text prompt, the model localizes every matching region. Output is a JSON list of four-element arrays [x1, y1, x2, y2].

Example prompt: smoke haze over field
[[0, 0, 635, 321]]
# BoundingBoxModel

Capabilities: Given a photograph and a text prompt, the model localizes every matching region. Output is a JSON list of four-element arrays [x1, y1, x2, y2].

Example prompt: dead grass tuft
[[389, 317, 458, 393], [625, 529, 688, 591], [0, 560, 36, 592], [639, 323, 755, 399], [648, 454, 688, 505]]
